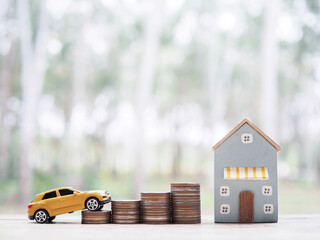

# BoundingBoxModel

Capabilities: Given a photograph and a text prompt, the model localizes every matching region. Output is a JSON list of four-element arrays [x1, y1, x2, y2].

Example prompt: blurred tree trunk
[[64, 29, 88, 188], [17, 0, 48, 205], [207, 27, 236, 133], [0, 51, 12, 180], [0, 0, 11, 180], [171, 122, 181, 178], [260, 0, 279, 138], [196, 147, 206, 181], [213, 36, 236, 120], [207, 18, 237, 188], [134, 0, 163, 197], [208, 32, 236, 134], [301, 82, 317, 183], [62, 12, 110, 187]]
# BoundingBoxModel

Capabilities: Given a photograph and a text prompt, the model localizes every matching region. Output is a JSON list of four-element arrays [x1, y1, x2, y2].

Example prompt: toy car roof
[[36, 187, 74, 196]]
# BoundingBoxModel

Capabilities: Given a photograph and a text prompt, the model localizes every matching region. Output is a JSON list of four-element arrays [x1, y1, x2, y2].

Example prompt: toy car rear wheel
[[48, 216, 55, 222], [34, 210, 49, 223], [85, 197, 100, 211]]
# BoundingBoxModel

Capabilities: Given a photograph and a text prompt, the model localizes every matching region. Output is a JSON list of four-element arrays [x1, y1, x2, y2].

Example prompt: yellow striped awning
[[224, 167, 269, 180]]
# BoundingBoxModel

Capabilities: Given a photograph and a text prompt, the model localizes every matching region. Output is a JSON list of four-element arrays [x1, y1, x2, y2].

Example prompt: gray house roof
[[212, 118, 281, 152]]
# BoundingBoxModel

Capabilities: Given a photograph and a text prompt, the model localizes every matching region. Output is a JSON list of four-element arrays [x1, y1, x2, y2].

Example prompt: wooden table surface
[[0, 215, 319, 240]]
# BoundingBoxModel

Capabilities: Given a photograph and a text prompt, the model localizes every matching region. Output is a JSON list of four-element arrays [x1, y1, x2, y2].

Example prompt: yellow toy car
[[28, 187, 111, 223]]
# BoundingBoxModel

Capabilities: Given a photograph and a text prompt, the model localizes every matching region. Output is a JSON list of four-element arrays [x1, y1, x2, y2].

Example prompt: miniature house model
[[212, 119, 281, 223]]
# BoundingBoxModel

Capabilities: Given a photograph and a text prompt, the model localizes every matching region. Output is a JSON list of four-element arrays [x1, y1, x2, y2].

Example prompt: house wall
[[214, 123, 278, 223]]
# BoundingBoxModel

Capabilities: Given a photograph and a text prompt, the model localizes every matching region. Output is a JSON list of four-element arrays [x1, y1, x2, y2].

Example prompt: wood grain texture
[[239, 191, 254, 223]]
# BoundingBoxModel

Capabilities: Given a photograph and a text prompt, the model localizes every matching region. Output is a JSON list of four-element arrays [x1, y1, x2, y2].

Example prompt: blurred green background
[[0, 0, 320, 215]]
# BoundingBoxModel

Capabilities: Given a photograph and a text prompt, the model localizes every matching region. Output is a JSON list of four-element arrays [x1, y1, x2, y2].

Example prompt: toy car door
[[58, 188, 82, 212], [42, 190, 60, 216]]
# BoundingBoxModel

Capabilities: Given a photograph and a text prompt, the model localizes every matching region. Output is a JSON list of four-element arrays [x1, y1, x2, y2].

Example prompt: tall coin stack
[[141, 192, 171, 224], [81, 210, 111, 224], [111, 200, 141, 224], [171, 183, 201, 224]]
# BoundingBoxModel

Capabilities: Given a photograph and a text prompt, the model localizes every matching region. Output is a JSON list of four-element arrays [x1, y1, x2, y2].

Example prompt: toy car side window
[[42, 191, 57, 200], [59, 189, 74, 196]]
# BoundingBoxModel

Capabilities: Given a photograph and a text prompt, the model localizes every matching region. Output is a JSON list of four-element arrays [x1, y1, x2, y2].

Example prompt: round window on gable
[[241, 133, 253, 143]]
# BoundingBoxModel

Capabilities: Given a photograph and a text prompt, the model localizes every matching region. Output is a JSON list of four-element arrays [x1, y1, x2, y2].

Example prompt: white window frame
[[262, 186, 272, 196], [264, 204, 274, 214], [241, 133, 253, 143], [220, 204, 230, 214], [220, 186, 230, 197]]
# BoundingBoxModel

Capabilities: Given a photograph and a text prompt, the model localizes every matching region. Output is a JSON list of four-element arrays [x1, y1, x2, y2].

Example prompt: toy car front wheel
[[85, 197, 100, 211], [34, 210, 49, 223]]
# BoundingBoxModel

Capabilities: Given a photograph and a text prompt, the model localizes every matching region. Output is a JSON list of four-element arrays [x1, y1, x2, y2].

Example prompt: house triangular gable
[[212, 119, 281, 152]]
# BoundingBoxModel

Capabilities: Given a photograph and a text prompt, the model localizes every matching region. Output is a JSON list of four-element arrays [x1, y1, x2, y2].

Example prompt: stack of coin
[[141, 192, 171, 224], [81, 210, 111, 224], [171, 183, 201, 224], [111, 200, 141, 224]]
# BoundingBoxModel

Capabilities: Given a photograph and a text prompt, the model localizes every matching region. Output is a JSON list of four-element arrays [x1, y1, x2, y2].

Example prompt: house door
[[239, 191, 254, 223]]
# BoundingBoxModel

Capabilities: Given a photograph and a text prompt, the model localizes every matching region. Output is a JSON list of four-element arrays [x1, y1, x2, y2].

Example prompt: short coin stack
[[81, 210, 111, 224], [171, 183, 201, 224], [141, 192, 171, 224], [111, 200, 141, 224]]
